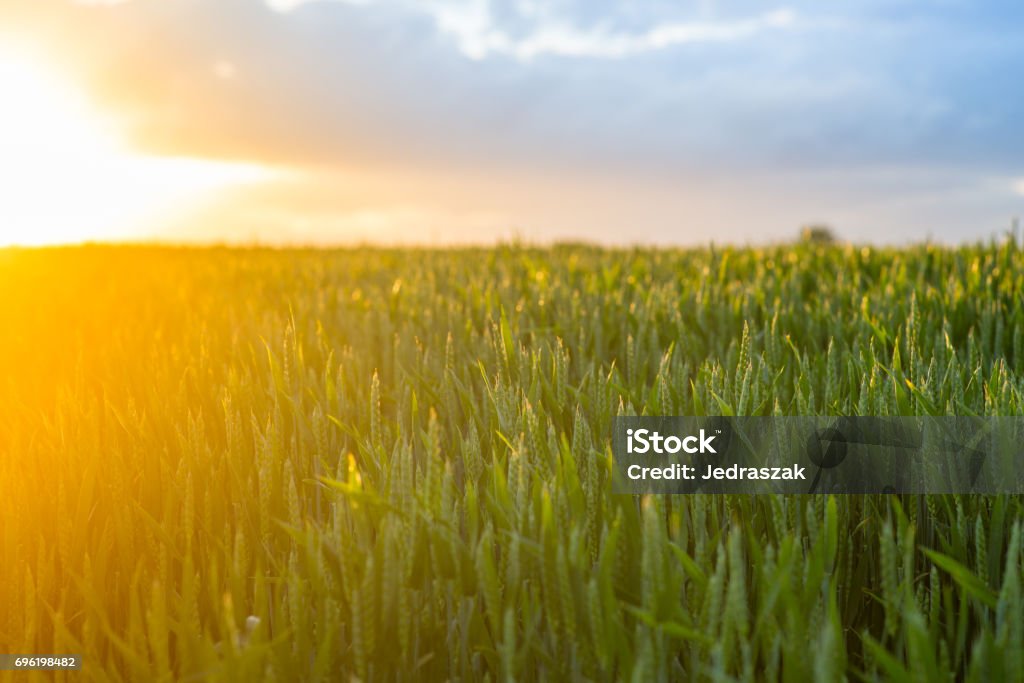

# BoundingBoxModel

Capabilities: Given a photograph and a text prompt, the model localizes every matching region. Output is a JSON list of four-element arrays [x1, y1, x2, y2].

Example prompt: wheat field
[[1, 243, 1022, 681]]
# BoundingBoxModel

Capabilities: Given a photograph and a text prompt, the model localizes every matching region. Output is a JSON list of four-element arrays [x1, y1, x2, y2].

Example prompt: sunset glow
[[0, 47, 272, 246], [0, 0, 1020, 245]]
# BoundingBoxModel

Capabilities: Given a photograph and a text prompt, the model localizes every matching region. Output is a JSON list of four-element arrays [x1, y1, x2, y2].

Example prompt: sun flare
[[0, 47, 272, 246]]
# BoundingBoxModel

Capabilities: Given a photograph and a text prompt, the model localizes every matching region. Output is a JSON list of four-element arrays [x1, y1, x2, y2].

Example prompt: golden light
[[0, 46, 273, 246]]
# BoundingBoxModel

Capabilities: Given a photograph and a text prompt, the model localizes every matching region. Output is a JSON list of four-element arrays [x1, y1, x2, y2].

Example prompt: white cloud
[[265, 0, 797, 60], [504, 10, 795, 60], [426, 3, 798, 60], [265, 0, 371, 12], [431, 0, 513, 60], [265, 0, 315, 11]]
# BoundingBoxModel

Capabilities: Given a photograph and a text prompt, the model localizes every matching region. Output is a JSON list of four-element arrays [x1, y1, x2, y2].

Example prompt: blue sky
[[3, 0, 1024, 244]]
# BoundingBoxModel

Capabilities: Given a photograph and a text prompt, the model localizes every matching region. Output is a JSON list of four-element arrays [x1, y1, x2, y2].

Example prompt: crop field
[[1, 243, 1022, 681]]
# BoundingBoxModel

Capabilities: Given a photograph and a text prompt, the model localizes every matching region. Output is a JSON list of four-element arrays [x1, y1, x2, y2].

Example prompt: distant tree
[[800, 224, 836, 244]]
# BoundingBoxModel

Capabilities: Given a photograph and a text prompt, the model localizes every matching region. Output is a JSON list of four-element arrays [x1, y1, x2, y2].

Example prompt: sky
[[0, 0, 1023, 245]]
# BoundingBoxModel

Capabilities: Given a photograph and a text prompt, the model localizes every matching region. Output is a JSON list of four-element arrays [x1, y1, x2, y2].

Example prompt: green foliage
[[0, 241, 1022, 681]]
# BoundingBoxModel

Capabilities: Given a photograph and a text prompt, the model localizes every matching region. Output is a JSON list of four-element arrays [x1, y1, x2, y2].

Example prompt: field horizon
[[2, 225, 1020, 252]]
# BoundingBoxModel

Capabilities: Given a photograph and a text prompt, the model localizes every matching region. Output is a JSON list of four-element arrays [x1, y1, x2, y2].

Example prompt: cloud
[[265, 0, 309, 11], [450, 8, 797, 60], [266, 0, 798, 60], [8, 0, 1019, 175], [3, 0, 1022, 245], [265, 0, 369, 11]]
